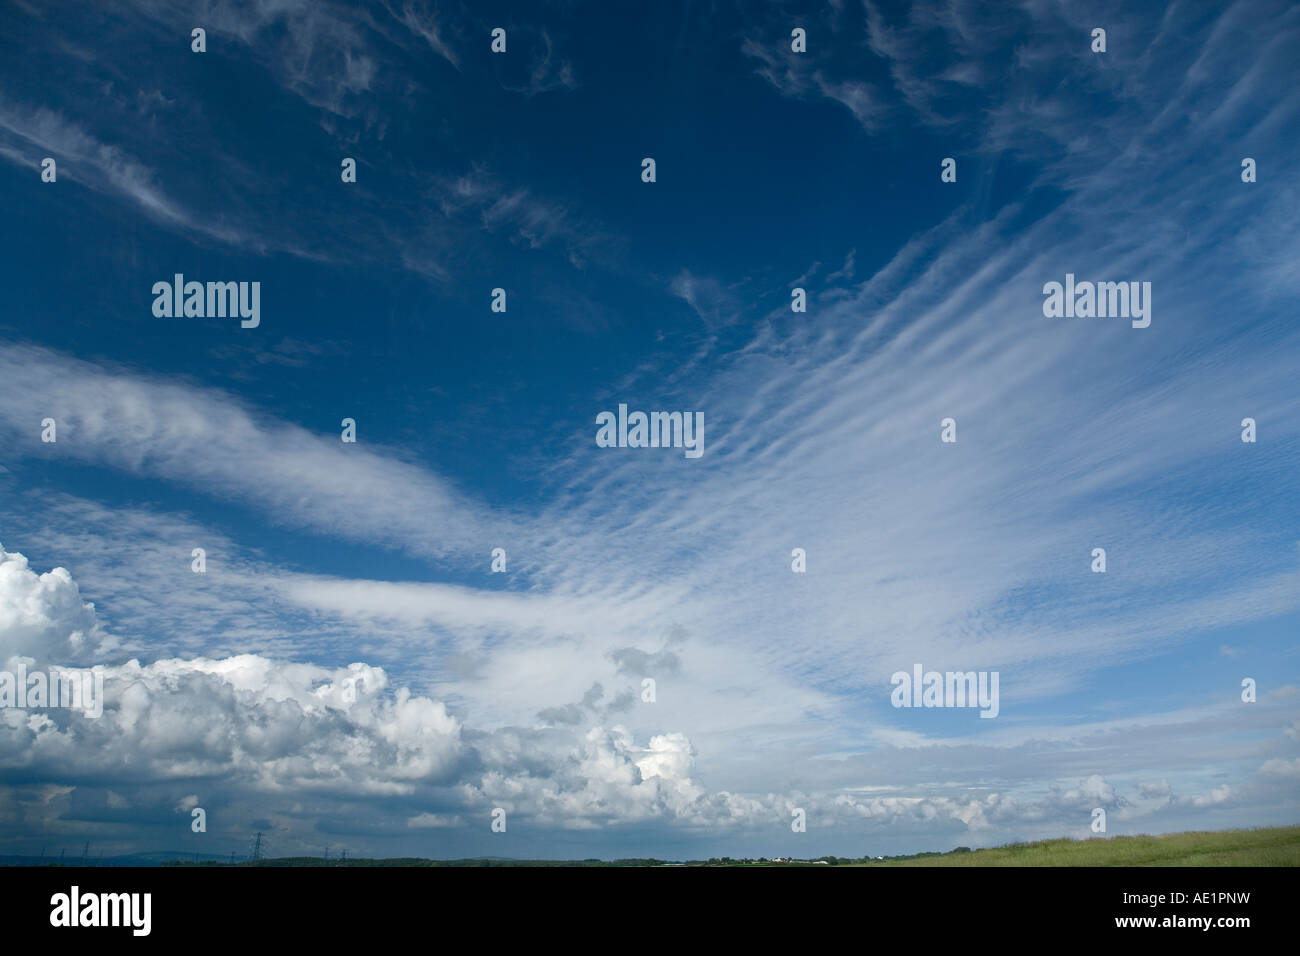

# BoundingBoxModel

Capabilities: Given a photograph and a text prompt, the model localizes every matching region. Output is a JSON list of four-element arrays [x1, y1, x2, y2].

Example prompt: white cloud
[[0, 543, 109, 664], [0, 346, 502, 562], [10, 543, 1278, 851], [0, 104, 256, 248]]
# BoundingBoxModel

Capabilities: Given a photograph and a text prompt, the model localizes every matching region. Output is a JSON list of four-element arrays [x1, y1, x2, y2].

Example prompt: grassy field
[[852, 825, 1300, 866]]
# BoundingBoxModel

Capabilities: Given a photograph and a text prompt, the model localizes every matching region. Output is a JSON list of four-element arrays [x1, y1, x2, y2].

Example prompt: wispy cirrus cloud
[[741, 33, 889, 131], [2, 0, 1298, 859], [0, 104, 262, 250], [498, 29, 578, 96]]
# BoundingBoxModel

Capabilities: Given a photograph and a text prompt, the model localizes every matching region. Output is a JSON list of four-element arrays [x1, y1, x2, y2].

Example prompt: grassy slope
[[855, 825, 1300, 866]]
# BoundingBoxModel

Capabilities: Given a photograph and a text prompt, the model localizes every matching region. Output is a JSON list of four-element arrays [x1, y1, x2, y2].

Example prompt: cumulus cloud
[[0, 547, 743, 840], [0, 546, 464, 803], [0, 544, 109, 664], [5, 545, 1223, 851], [3, 653, 464, 797], [1138, 779, 1172, 800]]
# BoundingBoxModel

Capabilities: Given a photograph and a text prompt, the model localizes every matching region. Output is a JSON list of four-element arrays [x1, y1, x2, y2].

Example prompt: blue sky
[[0, 0, 1297, 861]]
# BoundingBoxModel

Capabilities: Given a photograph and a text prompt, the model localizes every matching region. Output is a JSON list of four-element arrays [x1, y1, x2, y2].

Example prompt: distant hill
[[7, 825, 1297, 867], [0, 850, 233, 867]]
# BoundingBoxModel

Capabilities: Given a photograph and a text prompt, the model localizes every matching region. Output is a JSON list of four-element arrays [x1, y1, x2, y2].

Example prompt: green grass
[[851, 825, 1300, 866]]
